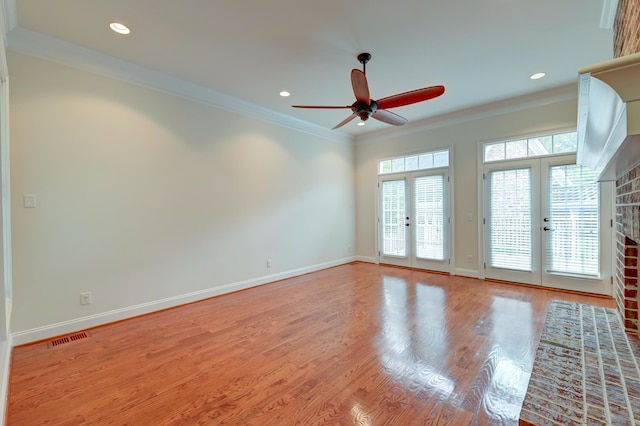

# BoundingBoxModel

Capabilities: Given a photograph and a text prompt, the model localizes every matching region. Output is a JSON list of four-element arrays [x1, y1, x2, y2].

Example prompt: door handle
[[543, 226, 551, 231], [543, 217, 550, 222]]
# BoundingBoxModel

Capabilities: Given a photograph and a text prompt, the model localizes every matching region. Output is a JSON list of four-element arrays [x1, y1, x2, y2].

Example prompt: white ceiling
[[4, 0, 615, 138]]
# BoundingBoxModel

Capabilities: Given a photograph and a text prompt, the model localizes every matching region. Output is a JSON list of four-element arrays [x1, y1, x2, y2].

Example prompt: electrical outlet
[[266, 259, 272, 268], [80, 292, 92, 305]]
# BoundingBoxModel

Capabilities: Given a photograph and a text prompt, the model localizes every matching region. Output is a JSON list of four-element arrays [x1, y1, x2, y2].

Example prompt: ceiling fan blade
[[351, 69, 370, 103], [372, 109, 408, 126], [332, 113, 357, 130], [292, 105, 351, 109], [376, 85, 445, 110]]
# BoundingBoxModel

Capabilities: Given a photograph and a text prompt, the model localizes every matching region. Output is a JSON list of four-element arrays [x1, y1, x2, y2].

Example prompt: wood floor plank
[[7, 262, 615, 425]]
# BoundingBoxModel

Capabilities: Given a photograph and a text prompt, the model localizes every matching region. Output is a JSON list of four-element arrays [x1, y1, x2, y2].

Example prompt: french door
[[483, 155, 612, 295], [378, 170, 450, 272]]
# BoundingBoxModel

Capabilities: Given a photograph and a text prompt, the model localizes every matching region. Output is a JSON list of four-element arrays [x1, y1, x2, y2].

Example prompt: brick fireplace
[[616, 175, 640, 334], [613, 0, 640, 335], [614, 0, 640, 58]]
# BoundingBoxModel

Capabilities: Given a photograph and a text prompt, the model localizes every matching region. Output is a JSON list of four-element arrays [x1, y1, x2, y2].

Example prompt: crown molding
[[6, 26, 352, 145], [0, 0, 14, 81], [600, 0, 618, 29], [5, 24, 584, 148], [354, 83, 578, 146], [1, 0, 15, 35]]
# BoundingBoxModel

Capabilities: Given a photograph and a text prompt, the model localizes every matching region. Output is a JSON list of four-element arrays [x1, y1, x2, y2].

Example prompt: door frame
[[478, 152, 614, 295], [376, 168, 452, 273], [378, 174, 411, 268], [482, 158, 542, 285], [539, 155, 613, 294]]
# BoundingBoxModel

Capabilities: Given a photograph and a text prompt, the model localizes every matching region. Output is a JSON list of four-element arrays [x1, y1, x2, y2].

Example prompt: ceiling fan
[[292, 52, 445, 130]]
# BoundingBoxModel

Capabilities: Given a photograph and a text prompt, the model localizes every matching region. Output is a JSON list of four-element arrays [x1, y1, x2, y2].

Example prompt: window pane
[[552, 132, 577, 153], [546, 164, 599, 276], [484, 131, 577, 163], [391, 158, 404, 173], [484, 143, 505, 162], [419, 153, 434, 169], [489, 168, 532, 271], [379, 149, 451, 175], [505, 140, 527, 160], [382, 180, 406, 256], [433, 150, 449, 168], [380, 160, 392, 174], [528, 136, 552, 156], [405, 156, 419, 171], [414, 175, 444, 260]]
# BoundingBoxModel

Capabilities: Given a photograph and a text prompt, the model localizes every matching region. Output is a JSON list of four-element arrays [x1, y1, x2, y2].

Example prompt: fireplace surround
[[616, 167, 640, 335], [580, 0, 640, 336]]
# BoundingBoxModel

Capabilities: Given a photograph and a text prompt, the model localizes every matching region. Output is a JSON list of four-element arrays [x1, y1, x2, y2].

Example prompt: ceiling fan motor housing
[[353, 100, 377, 121]]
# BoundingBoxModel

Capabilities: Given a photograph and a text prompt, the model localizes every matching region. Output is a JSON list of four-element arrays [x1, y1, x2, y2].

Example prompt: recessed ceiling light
[[357, 121, 366, 126], [530, 72, 546, 80], [109, 22, 130, 35], [279, 91, 290, 97]]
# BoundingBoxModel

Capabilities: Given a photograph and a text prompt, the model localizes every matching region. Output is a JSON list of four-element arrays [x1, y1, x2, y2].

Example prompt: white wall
[[354, 96, 579, 276], [8, 51, 355, 337], [7, 48, 584, 340]]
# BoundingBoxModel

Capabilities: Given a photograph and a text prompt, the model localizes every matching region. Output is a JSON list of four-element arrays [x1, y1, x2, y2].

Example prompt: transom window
[[379, 149, 449, 175], [483, 131, 577, 163]]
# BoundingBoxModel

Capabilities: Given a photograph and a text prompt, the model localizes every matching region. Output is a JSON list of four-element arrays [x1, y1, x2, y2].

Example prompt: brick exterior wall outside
[[614, 0, 640, 57]]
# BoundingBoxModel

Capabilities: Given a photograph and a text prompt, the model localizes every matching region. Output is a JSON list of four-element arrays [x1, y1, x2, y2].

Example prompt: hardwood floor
[[7, 262, 615, 425]]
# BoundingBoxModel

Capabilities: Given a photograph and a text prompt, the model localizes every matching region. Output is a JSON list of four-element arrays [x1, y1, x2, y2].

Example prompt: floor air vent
[[48, 332, 89, 348]]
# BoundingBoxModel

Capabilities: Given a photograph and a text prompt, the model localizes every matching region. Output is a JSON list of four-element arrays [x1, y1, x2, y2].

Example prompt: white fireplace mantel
[[577, 52, 640, 181]]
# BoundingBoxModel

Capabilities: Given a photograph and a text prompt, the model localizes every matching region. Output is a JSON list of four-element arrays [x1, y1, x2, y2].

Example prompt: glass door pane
[[541, 156, 612, 295], [380, 178, 410, 267], [412, 172, 449, 272], [415, 175, 444, 260], [484, 160, 541, 285], [546, 164, 599, 276], [489, 168, 532, 271]]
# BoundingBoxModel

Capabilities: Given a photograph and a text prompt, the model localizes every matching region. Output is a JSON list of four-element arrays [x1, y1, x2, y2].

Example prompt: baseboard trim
[[353, 256, 376, 264], [0, 335, 12, 426], [11, 257, 358, 346], [454, 268, 480, 279]]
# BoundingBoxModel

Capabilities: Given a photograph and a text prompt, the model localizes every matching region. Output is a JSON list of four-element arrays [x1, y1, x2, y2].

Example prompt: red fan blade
[[372, 109, 408, 126], [332, 113, 357, 130], [351, 69, 370, 104], [292, 105, 351, 109], [377, 85, 445, 110]]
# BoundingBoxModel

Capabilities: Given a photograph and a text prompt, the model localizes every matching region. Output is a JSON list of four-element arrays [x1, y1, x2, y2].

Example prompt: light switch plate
[[23, 194, 37, 208]]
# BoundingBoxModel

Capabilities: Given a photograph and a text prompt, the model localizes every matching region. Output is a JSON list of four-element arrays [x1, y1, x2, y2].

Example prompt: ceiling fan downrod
[[357, 52, 371, 75]]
